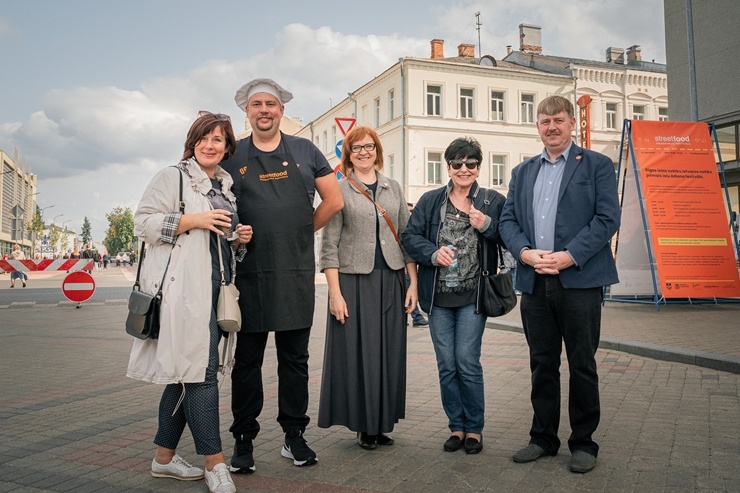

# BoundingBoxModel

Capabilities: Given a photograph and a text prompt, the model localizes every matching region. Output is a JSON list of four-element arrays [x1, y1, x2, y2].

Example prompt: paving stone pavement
[[0, 282, 739, 492]]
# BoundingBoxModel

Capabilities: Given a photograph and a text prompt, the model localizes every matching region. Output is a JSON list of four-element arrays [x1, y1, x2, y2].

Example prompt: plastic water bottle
[[445, 245, 460, 288]]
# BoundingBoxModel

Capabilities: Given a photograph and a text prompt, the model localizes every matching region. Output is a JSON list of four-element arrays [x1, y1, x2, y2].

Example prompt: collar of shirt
[[539, 141, 574, 165]]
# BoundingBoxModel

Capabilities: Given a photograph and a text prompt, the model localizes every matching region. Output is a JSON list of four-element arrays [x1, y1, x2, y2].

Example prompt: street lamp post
[[52, 213, 64, 225], [62, 220, 71, 255], [40, 204, 55, 221]]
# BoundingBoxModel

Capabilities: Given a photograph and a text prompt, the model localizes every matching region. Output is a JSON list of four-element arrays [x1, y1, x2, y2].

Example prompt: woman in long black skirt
[[318, 126, 418, 449]]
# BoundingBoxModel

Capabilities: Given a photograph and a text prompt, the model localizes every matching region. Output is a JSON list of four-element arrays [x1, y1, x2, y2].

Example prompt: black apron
[[235, 138, 316, 332]]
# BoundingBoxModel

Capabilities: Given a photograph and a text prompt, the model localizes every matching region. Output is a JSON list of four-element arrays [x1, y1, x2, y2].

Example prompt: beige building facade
[[0, 149, 37, 257]]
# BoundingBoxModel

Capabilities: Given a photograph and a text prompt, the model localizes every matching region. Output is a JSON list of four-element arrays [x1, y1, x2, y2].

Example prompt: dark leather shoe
[[357, 432, 377, 450], [376, 433, 394, 446], [464, 437, 483, 454], [443, 435, 464, 452]]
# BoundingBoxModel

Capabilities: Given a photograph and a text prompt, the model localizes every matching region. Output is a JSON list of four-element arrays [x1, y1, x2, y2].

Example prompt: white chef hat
[[234, 78, 293, 110]]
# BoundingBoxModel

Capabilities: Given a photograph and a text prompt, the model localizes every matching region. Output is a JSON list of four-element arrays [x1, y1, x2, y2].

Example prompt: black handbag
[[479, 190, 517, 317], [126, 289, 162, 339], [480, 243, 517, 317], [125, 167, 184, 339]]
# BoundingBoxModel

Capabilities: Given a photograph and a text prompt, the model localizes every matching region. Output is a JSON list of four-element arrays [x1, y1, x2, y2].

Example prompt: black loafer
[[443, 435, 464, 452], [376, 433, 394, 446], [464, 437, 483, 454], [357, 432, 377, 450]]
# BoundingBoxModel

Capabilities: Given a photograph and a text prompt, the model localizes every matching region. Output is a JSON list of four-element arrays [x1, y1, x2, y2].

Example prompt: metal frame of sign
[[606, 119, 740, 310]]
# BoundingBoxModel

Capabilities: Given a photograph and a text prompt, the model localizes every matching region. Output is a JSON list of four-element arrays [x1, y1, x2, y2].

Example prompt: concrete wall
[[664, 0, 740, 125]]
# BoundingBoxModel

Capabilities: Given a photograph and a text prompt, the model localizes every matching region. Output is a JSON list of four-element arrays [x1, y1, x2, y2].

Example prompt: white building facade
[[295, 25, 668, 205]]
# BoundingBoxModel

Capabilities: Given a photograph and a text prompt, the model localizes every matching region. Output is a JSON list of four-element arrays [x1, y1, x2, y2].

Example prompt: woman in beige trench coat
[[127, 111, 252, 493]]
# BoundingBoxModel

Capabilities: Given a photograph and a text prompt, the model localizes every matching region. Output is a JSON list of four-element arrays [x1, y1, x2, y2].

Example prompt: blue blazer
[[499, 143, 620, 294]]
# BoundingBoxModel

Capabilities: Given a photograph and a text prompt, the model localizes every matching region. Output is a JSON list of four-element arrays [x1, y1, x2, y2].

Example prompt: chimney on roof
[[431, 39, 444, 59], [519, 23, 542, 54], [626, 45, 642, 61], [606, 47, 625, 64], [458, 43, 475, 58], [506, 45, 513, 55]]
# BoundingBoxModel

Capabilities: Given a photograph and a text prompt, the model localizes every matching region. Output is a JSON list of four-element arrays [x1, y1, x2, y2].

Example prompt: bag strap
[[478, 188, 505, 275], [217, 230, 226, 286], [133, 167, 185, 294], [344, 174, 401, 246]]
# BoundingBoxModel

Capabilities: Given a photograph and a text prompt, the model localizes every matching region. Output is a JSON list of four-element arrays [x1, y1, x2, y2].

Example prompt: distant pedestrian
[[406, 203, 428, 327], [500, 95, 620, 474], [9, 245, 28, 288], [82, 245, 94, 274]]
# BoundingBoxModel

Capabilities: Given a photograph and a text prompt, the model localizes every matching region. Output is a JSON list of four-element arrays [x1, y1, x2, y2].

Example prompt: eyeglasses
[[448, 159, 480, 170], [197, 110, 231, 122], [349, 143, 377, 153]]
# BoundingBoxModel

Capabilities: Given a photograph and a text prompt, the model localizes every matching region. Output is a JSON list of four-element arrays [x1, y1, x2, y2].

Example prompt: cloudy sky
[[0, 0, 666, 241]]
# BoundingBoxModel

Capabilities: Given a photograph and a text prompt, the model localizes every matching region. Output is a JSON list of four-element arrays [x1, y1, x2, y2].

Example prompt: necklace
[[450, 197, 469, 219]]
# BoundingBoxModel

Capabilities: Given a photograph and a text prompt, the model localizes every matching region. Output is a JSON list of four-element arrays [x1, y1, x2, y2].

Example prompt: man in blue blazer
[[499, 95, 620, 473]]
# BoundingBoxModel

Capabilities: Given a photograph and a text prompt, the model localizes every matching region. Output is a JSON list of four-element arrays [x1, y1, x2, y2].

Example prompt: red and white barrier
[[0, 259, 94, 273]]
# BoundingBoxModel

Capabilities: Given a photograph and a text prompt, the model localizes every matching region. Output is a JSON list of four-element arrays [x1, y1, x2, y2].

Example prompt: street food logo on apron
[[239, 166, 248, 175], [259, 170, 289, 181]]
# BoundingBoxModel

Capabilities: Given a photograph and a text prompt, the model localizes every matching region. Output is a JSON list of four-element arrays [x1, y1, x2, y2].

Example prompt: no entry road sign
[[62, 271, 96, 303]]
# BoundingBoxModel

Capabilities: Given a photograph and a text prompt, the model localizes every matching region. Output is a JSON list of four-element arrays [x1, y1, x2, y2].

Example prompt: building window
[[388, 89, 395, 121], [322, 130, 328, 153], [331, 125, 337, 148], [426, 84, 442, 116], [606, 103, 617, 130], [490, 91, 505, 121], [521, 93, 535, 123], [715, 124, 739, 164], [314, 136, 320, 148], [658, 107, 669, 121], [632, 105, 645, 120], [388, 154, 394, 178], [427, 152, 443, 184], [374, 98, 381, 128], [491, 155, 506, 187], [460, 88, 474, 119]]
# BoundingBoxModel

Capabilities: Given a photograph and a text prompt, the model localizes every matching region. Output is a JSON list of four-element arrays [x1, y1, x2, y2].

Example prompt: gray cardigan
[[319, 171, 412, 274]]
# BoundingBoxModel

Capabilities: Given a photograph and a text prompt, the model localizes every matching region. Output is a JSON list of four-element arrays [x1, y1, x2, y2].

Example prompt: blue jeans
[[428, 303, 486, 433]]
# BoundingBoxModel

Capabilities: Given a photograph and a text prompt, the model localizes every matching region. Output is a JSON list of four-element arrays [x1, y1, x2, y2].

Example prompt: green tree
[[28, 205, 45, 255], [48, 227, 60, 255], [81, 217, 92, 246], [61, 228, 70, 253], [104, 207, 135, 255]]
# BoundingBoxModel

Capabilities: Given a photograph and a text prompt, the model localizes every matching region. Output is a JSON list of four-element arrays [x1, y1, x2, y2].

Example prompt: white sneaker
[[151, 454, 204, 480], [205, 463, 236, 493]]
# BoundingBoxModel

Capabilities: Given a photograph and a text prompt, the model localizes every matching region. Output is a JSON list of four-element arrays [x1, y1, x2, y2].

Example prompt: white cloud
[[1, 9, 665, 243], [3, 23, 431, 242]]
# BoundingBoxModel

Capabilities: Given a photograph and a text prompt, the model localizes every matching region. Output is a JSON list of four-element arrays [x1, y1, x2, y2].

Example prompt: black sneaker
[[281, 430, 317, 466], [229, 437, 256, 474]]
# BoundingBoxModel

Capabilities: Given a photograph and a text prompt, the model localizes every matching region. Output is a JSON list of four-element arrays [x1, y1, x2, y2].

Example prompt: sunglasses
[[448, 159, 480, 170], [197, 110, 231, 122]]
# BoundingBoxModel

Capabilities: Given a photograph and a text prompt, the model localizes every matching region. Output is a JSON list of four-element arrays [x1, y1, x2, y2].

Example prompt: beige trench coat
[[126, 159, 237, 384]]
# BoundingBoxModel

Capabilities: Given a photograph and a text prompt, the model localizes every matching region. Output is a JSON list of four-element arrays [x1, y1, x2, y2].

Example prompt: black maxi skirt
[[318, 268, 407, 435]]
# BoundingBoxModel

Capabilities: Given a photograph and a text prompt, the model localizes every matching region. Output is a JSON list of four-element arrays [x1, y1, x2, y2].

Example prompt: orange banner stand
[[608, 120, 740, 309]]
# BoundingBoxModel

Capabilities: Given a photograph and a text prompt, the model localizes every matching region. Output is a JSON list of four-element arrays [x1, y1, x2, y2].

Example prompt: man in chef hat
[[221, 78, 343, 473]]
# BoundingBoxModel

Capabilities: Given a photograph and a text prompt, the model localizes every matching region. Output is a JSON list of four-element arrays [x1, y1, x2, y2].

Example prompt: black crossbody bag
[[125, 168, 184, 339]]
